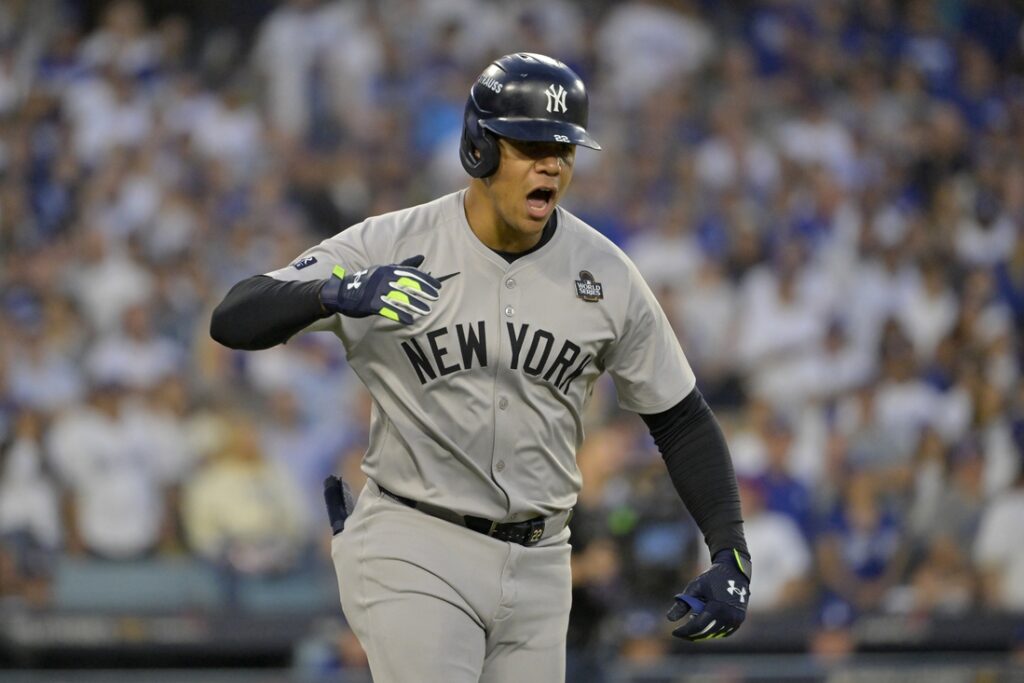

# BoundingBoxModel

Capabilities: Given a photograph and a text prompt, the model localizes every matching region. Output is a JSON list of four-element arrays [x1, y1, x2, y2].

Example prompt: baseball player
[[211, 52, 750, 682]]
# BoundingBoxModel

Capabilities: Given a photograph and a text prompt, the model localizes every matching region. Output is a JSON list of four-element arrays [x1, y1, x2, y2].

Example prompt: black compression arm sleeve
[[210, 275, 330, 350], [640, 388, 748, 559]]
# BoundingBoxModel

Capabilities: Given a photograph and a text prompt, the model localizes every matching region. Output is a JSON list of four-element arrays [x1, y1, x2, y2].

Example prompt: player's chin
[[517, 213, 549, 235]]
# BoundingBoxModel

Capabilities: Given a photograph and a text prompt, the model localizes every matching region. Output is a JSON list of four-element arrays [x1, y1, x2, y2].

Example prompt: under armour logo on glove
[[726, 580, 747, 603], [667, 549, 751, 641], [346, 271, 366, 290], [320, 255, 442, 325]]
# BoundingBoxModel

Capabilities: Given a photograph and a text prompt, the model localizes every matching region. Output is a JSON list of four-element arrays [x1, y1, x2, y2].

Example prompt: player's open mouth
[[526, 187, 555, 219]]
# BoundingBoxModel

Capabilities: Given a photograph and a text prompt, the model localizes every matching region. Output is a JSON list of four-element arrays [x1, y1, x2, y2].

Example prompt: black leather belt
[[377, 484, 570, 547]]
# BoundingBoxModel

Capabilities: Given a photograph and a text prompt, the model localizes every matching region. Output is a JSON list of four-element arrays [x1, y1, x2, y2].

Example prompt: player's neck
[[464, 183, 543, 254]]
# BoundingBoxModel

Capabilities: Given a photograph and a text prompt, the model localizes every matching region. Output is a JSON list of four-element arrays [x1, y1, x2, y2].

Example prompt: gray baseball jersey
[[267, 189, 696, 522]]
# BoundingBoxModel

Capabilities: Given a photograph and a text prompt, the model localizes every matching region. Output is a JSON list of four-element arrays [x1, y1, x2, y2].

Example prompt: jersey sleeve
[[265, 224, 371, 284], [262, 224, 373, 335], [605, 260, 696, 414]]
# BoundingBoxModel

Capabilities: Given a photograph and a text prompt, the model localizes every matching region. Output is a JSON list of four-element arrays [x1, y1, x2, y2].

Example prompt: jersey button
[[505, 278, 516, 289], [496, 460, 506, 472], [498, 397, 509, 410], [504, 305, 515, 317]]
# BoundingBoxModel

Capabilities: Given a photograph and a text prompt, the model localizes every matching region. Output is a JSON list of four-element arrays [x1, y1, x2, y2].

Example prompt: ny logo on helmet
[[545, 84, 568, 114]]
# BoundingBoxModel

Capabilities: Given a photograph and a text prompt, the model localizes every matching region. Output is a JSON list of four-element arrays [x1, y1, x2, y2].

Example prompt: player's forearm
[[640, 388, 748, 559], [210, 275, 330, 350]]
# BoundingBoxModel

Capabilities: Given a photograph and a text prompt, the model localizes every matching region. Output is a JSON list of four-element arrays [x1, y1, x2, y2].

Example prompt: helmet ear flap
[[460, 108, 500, 178]]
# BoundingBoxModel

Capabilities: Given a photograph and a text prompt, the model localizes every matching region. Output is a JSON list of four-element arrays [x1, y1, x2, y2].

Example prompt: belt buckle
[[523, 519, 545, 547]]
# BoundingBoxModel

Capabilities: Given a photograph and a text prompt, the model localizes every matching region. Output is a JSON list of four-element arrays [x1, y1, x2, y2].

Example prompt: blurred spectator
[[625, 208, 702, 298], [909, 431, 985, 551], [244, 333, 357, 426], [871, 321, 941, 467], [674, 259, 741, 402], [903, 437, 983, 616], [789, 319, 874, 405], [928, 343, 977, 443], [726, 398, 773, 478], [816, 472, 908, 614], [994, 237, 1024, 326], [67, 228, 154, 331], [974, 458, 1024, 611], [79, 0, 159, 76], [840, 223, 916, 354], [0, 409, 60, 603], [85, 303, 183, 390], [501, 1, 587, 67], [908, 104, 969, 207], [4, 307, 84, 412], [694, 98, 780, 196], [898, 253, 958, 361], [183, 412, 308, 577], [776, 92, 855, 182], [64, 67, 153, 164], [0, 47, 27, 119], [252, 0, 382, 142], [190, 85, 265, 175], [957, 269, 1018, 387], [47, 382, 183, 559], [596, 0, 713, 107], [796, 171, 862, 282], [954, 187, 1018, 268], [753, 415, 813, 539], [259, 386, 348, 529], [906, 534, 976, 615], [739, 478, 811, 611], [737, 243, 828, 403], [901, 0, 956, 89], [974, 379, 1021, 497]]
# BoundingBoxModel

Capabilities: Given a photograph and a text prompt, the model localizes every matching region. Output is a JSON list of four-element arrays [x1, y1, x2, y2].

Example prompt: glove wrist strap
[[712, 548, 751, 579], [319, 265, 347, 313], [319, 277, 341, 313]]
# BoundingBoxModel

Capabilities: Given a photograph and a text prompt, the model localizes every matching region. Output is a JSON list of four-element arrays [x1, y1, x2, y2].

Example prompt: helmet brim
[[481, 118, 602, 151]]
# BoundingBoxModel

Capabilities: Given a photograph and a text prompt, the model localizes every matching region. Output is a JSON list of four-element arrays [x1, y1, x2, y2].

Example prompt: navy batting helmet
[[459, 53, 602, 178]]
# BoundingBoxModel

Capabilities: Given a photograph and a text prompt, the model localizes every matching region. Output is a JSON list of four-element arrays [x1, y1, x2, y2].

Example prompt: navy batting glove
[[319, 255, 441, 325], [667, 549, 751, 641]]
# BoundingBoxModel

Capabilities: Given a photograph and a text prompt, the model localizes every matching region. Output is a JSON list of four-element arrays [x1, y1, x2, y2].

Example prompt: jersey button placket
[[500, 270, 519, 319], [495, 272, 520, 496]]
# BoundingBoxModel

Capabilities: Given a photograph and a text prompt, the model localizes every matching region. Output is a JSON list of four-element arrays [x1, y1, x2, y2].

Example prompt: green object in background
[[608, 506, 639, 536]]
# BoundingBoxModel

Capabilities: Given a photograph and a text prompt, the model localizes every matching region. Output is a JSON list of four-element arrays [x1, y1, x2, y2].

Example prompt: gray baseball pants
[[331, 480, 572, 683]]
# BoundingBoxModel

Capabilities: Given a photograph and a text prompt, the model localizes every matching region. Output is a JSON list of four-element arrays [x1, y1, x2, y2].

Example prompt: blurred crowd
[[2, 0, 1024, 672]]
